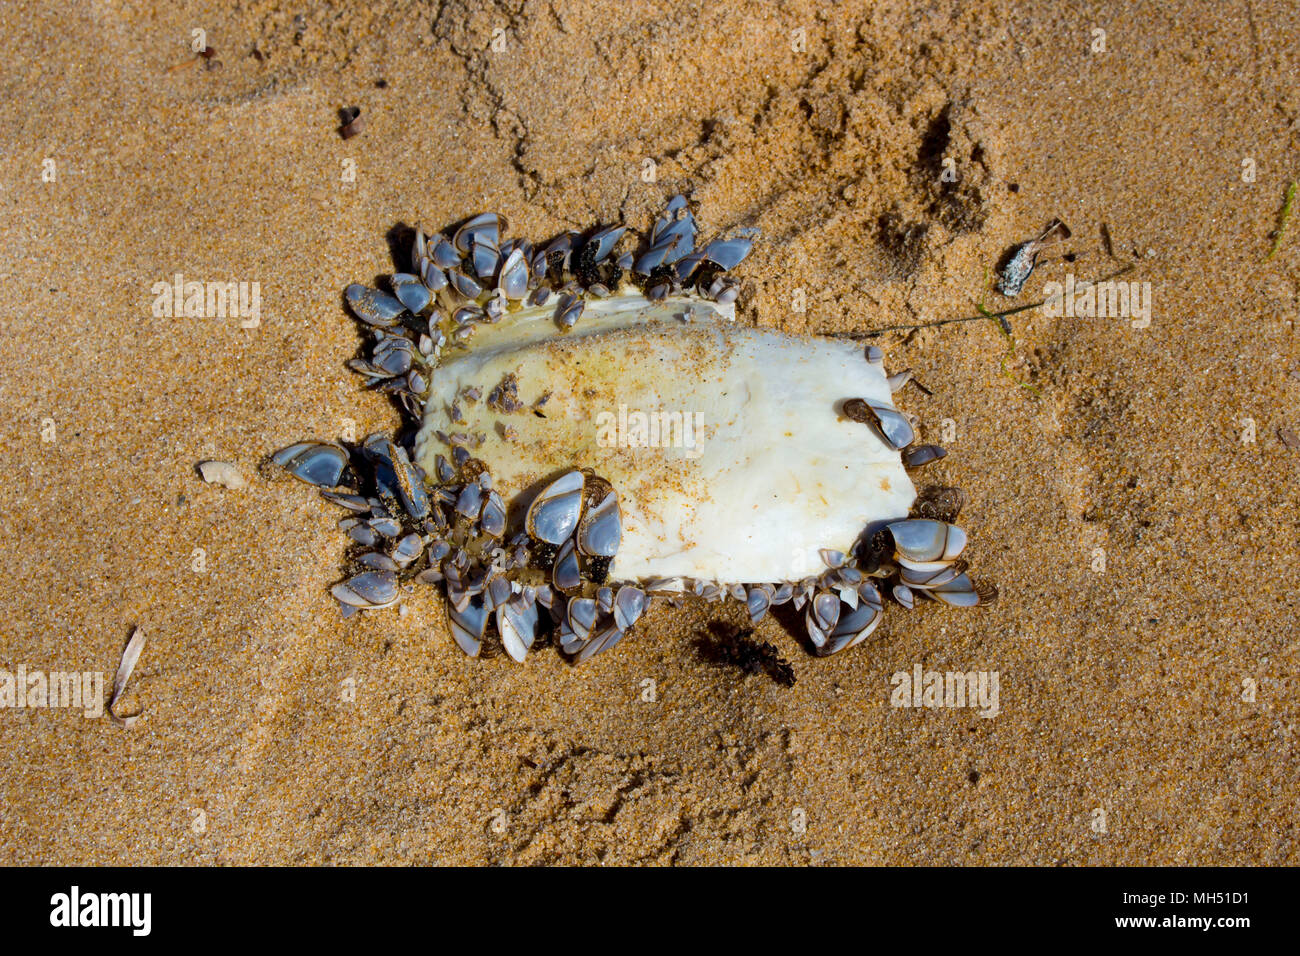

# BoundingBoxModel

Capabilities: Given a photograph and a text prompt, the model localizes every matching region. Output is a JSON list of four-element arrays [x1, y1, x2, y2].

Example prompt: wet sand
[[0, 0, 1296, 864]]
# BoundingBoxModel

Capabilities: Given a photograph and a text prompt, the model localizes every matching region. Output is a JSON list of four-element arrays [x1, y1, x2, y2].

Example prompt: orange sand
[[0, 0, 1296, 864]]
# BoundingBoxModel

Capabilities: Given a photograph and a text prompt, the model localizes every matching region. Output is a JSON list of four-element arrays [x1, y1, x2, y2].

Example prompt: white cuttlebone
[[413, 289, 916, 584]]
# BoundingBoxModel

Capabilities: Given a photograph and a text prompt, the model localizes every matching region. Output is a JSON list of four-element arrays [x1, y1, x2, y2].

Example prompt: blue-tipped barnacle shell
[[526, 471, 584, 544], [496, 248, 530, 301], [470, 239, 500, 280], [454, 212, 503, 254], [586, 225, 627, 263], [430, 235, 461, 270], [576, 486, 620, 558], [700, 237, 752, 270], [844, 397, 915, 450], [889, 519, 967, 566], [496, 593, 540, 662], [613, 586, 648, 632], [447, 593, 490, 657], [332, 570, 398, 609], [271, 442, 351, 488], [345, 284, 406, 327], [448, 269, 483, 299], [552, 538, 582, 593], [390, 273, 432, 315]]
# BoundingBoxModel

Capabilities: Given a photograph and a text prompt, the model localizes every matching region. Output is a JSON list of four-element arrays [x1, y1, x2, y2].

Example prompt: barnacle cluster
[[270, 196, 993, 664]]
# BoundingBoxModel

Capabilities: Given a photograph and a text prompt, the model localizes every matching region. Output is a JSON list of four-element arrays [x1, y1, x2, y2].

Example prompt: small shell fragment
[[197, 460, 246, 490], [108, 627, 147, 729], [339, 106, 364, 139], [998, 218, 1071, 297]]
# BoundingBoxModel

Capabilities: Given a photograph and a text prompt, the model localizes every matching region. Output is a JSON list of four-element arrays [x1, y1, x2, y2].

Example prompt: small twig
[[836, 299, 1047, 339], [1266, 180, 1297, 261], [826, 263, 1136, 339]]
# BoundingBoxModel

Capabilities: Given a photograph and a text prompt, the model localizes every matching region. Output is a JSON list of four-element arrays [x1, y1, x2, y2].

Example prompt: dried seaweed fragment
[[694, 624, 796, 687]]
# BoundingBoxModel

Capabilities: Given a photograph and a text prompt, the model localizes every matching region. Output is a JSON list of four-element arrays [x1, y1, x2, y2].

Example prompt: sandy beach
[[0, 0, 1296, 864]]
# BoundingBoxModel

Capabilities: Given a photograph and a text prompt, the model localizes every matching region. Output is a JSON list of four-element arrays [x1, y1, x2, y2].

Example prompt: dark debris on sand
[[694, 623, 796, 688]]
